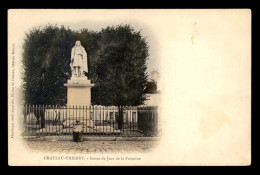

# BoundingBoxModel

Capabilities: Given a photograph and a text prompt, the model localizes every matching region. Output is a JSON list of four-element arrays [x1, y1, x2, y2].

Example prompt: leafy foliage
[[22, 25, 75, 105], [92, 25, 149, 106], [22, 24, 149, 108]]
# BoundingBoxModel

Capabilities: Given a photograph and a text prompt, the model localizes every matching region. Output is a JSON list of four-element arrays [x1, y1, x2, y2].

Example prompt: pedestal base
[[64, 77, 94, 107]]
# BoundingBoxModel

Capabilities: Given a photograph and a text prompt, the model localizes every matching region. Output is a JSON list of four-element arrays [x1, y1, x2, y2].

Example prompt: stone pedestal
[[64, 77, 95, 131], [64, 77, 94, 107]]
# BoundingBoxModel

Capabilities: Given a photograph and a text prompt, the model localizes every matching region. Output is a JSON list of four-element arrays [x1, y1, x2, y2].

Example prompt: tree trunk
[[116, 106, 123, 130], [40, 108, 45, 128], [34, 106, 45, 128]]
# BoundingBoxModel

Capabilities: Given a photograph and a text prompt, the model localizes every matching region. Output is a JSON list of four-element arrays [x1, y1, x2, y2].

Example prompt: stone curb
[[21, 136, 38, 139], [83, 137, 116, 141], [22, 136, 158, 141], [115, 137, 158, 141]]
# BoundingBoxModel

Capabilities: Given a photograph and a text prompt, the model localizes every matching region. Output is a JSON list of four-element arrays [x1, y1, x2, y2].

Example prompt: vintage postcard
[[8, 9, 251, 166]]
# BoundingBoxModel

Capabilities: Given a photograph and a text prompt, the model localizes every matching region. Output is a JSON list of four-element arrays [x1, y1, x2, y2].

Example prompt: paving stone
[[25, 139, 157, 154]]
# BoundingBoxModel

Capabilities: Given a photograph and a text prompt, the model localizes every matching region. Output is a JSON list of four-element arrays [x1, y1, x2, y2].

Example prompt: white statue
[[70, 40, 88, 78]]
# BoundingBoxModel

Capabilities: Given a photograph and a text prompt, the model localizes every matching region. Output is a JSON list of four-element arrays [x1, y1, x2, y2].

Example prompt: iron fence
[[23, 105, 158, 137]]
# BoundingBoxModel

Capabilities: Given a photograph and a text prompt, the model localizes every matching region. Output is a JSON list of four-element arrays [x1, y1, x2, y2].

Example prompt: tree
[[22, 25, 75, 127], [22, 24, 149, 129], [92, 25, 149, 129]]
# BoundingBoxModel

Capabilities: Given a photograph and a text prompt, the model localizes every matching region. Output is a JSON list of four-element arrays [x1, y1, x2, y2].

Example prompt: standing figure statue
[[70, 40, 88, 78]]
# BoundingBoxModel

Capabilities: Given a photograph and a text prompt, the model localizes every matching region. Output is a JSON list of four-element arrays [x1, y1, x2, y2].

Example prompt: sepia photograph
[[8, 9, 251, 166]]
